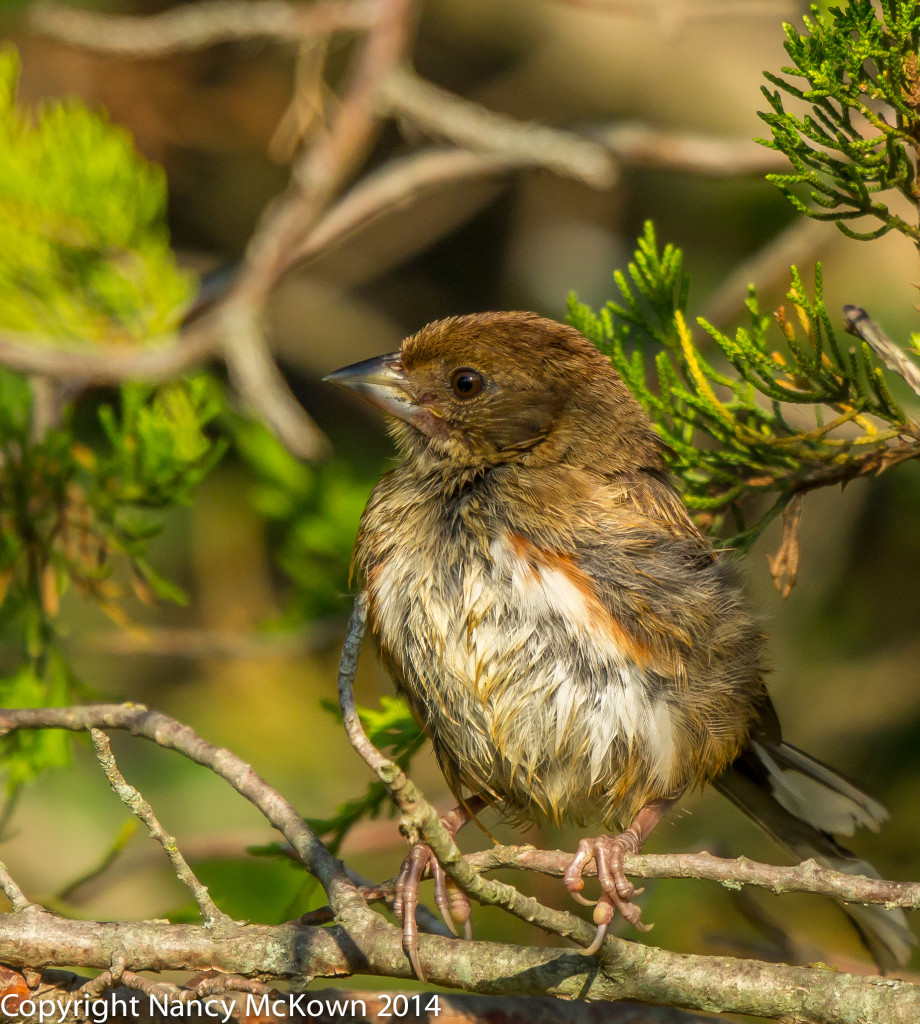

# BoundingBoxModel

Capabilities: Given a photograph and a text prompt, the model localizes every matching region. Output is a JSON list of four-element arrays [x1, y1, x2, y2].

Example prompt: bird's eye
[[450, 368, 484, 399]]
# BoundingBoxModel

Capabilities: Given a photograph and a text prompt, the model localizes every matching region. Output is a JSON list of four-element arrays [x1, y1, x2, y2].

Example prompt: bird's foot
[[393, 804, 478, 983], [564, 829, 652, 955]]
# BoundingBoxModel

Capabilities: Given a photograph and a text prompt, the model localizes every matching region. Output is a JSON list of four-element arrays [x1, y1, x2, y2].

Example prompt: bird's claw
[[564, 831, 652, 954], [393, 842, 472, 982]]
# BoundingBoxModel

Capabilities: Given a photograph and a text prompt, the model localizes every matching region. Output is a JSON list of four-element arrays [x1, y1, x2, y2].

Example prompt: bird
[[324, 311, 915, 980]]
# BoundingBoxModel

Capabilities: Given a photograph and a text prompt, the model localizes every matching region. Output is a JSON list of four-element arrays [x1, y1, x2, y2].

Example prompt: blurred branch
[[293, 148, 535, 264], [0, 324, 213, 384], [546, 0, 793, 23], [228, 0, 416, 307], [379, 67, 617, 189], [701, 218, 834, 327], [28, 0, 378, 54], [218, 306, 329, 459], [595, 123, 791, 177], [89, 729, 229, 926], [80, 620, 342, 659], [55, 819, 138, 904]]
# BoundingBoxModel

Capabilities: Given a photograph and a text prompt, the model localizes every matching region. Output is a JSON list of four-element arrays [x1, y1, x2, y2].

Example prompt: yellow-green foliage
[[0, 47, 193, 341]]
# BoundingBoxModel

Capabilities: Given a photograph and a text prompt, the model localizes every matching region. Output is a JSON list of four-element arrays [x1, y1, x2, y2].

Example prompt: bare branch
[[844, 304, 920, 400], [596, 123, 791, 177], [379, 67, 617, 189], [0, 324, 213, 385], [0, 859, 33, 913], [0, 704, 353, 905], [29, 0, 378, 55], [229, 0, 417, 307], [463, 844, 920, 911], [219, 307, 330, 460], [701, 218, 834, 328], [294, 148, 565, 265], [546, 0, 793, 23], [79, 620, 342, 660], [90, 729, 229, 926]]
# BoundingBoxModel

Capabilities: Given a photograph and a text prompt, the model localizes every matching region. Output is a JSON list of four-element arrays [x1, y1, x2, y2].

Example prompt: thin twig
[[55, 818, 139, 904], [29, 0, 378, 55], [766, 493, 803, 597], [379, 67, 616, 189], [0, 705, 359, 914], [0, 860, 32, 913], [90, 729, 229, 926], [336, 595, 600, 953], [844, 304, 920, 400]]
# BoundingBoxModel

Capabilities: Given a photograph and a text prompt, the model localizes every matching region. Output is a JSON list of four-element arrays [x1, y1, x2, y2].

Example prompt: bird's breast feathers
[[360, 493, 722, 825]]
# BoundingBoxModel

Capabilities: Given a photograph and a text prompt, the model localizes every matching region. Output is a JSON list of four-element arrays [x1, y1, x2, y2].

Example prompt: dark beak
[[322, 352, 421, 421]]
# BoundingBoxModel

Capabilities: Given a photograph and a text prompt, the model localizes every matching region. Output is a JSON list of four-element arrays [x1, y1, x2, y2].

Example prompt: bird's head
[[324, 312, 664, 477]]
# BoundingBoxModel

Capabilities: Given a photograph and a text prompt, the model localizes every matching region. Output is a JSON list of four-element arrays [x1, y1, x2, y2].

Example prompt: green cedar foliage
[[758, 1, 920, 241], [0, 47, 192, 339], [568, 221, 917, 552]]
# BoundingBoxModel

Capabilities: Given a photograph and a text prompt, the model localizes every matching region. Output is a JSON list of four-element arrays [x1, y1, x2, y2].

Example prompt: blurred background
[[2, 0, 920, 1013]]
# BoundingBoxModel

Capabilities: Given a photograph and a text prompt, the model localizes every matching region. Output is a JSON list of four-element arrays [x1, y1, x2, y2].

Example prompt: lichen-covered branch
[[29, 0, 377, 54], [89, 729, 229, 926], [0, 910, 918, 1023]]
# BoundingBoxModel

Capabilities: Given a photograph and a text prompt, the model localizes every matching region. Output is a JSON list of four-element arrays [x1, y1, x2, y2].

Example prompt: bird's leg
[[564, 797, 675, 956], [393, 795, 487, 982]]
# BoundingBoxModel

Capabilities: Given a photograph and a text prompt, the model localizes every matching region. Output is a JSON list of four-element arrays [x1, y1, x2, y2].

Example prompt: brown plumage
[[327, 311, 913, 976]]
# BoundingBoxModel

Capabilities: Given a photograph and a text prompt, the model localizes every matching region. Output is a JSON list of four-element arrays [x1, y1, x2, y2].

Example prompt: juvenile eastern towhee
[[325, 312, 914, 979]]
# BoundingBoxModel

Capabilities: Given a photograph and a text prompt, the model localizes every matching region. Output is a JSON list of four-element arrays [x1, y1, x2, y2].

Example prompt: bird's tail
[[714, 736, 916, 971]]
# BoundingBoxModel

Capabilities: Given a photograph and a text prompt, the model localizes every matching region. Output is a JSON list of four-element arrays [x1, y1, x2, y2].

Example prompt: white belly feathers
[[371, 528, 680, 819]]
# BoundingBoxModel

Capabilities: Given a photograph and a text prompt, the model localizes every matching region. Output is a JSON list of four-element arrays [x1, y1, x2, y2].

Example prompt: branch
[[5, 698, 920, 1020], [218, 306, 330, 460], [596, 123, 791, 177], [379, 67, 616, 189], [0, 860, 32, 913], [546, 0, 793, 22], [0, 704, 353, 907], [0, 325, 212, 385], [336, 595, 599, 955], [0, 968, 721, 1024], [0, 912, 918, 1023], [29, 0, 378, 55], [462, 845, 920, 911], [79, 620, 342, 659], [89, 729, 229, 926], [228, 0, 416, 308], [844, 305, 920, 400]]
